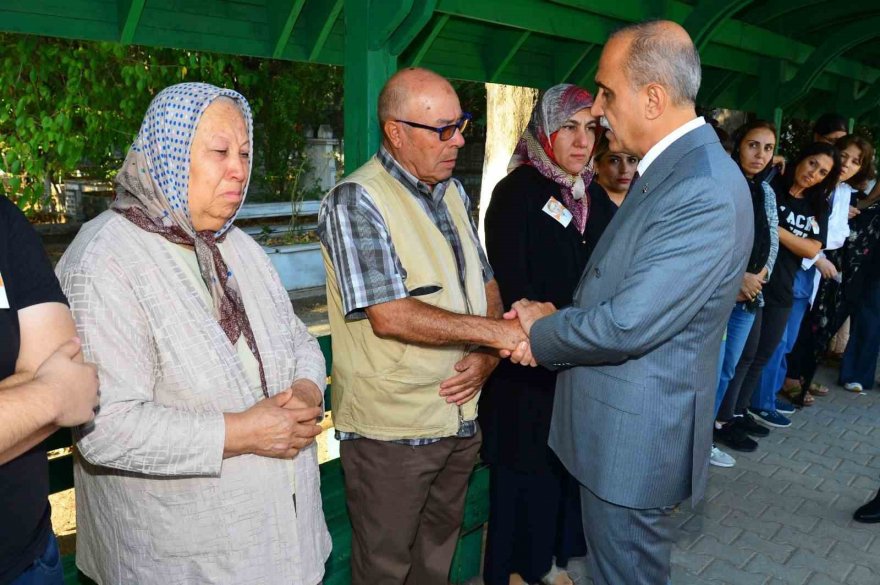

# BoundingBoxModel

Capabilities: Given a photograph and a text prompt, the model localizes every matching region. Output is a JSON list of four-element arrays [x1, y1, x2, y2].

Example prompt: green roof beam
[[298, 0, 344, 62], [756, 58, 785, 120], [778, 15, 880, 110], [435, 0, 619, 46], [436, 0, 879, 87], [684, 0, 754, 51], [557, 44, 594, 85], [782, 4, 879, 35], [268, 0, 306, 59], [550, 0, 682, 22], [851, 82, 880, 118], [367, 0, 414, 50], [117, 0, 145, 44], [401, 14, 449, 67], [486, 30, 531, 83], [748, 0, 827, 26], [403, 14, 451, 67], [387, 0, 436, 55], [698, 70, 739, 106]]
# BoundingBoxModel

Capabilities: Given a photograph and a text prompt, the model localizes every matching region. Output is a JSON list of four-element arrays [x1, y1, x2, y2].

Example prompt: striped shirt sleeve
[[317, 182, 409, 320]]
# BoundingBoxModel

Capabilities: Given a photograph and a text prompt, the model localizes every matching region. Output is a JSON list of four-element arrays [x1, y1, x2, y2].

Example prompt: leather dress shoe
[[853, 490, 880, 523]]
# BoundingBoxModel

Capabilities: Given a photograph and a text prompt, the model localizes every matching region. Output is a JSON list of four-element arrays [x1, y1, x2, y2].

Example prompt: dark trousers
[[340, 429, 482, 585], [841, 279, 880, 389], [718, 306, 791, 420], [579, 486, 677, 585], [483, 462, 586, 585], [786, 309, 817, 385]]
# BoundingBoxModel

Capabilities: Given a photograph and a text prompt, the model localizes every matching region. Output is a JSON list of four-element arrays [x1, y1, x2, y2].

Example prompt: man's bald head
[[609, 20, 701, 106], [377, 67, 457, 126]]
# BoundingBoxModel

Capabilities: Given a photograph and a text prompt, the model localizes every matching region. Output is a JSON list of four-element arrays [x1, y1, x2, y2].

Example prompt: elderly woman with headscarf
[[56, 83, 331, 584], [478, 84, 602, 585]]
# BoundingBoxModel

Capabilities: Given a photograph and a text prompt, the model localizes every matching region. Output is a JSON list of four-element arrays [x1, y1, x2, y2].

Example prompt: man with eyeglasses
[[317, 67, 530, 585]]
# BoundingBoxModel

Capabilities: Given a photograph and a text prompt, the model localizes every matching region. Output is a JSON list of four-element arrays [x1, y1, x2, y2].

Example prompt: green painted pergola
[[3, 0, 880, 170]]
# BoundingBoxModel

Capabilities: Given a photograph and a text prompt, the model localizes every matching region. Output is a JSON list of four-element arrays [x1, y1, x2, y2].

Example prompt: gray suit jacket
[[531, 123, 752, 509]]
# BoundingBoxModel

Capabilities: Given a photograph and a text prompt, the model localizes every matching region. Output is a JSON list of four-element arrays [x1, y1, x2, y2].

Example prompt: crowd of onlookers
[[4, 18, 880, 585], [705, 113, 879, 471]]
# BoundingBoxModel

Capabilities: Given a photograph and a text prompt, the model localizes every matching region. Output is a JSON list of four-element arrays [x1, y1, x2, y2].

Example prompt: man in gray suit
[[508, 20, 753, 584]]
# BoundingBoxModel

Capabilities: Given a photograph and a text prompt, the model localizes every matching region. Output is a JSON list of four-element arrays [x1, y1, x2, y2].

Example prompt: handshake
[[491, 299, 557, 367]]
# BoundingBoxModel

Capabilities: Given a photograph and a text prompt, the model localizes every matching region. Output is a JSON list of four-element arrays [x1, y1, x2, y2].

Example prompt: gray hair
[[611, 20, 701, 106]]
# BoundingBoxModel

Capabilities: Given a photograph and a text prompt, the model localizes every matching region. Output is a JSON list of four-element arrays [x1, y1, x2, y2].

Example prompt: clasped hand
[[226, 385, 323, 461], [497, 299, 557, 367]]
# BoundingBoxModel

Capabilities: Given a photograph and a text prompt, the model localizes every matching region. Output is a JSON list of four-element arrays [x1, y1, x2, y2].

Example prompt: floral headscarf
[[111, 82, 269, 397], [508, 84, 595, 233]]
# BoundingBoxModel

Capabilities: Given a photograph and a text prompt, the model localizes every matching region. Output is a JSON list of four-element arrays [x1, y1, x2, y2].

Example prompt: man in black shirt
[[0, 196, 99, 585]]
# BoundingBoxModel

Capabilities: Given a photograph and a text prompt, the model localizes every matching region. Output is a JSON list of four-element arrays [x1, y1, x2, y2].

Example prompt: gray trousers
[[580, 485, 678, 585]]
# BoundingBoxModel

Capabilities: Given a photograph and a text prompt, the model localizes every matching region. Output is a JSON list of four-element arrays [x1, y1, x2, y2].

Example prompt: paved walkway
[[669, 364, 880, 585], [466, 363, 880, 585]]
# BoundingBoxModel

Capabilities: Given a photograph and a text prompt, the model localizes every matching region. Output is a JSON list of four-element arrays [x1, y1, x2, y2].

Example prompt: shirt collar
[[637, 116, 706, 176], [377, 146, 449, 203]]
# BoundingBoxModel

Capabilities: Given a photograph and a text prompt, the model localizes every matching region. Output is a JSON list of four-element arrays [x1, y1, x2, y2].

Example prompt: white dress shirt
[[637, 117, 706, 176], [804, 182, 854, 303]]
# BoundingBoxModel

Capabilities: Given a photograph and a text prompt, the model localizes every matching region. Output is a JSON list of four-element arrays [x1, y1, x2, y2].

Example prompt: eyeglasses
[[396, 113, 472, 141]]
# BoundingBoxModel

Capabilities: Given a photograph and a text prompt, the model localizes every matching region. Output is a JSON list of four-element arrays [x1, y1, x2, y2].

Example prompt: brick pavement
[[466, 363, 880, 585], [668, 364, 880, 585]]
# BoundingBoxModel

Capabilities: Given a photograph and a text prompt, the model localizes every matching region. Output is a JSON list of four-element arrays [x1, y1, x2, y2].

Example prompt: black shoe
[[736, 412, 770, 438], [854, 490, 880, 523], [714, 422, 758, 453]]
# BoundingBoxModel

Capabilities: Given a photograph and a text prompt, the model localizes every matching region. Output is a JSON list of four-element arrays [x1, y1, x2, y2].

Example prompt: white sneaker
[[844, 382, 864, 393], [710, 445, 736, 467]]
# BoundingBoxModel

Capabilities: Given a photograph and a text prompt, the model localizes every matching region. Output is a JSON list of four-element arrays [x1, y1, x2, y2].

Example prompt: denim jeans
[[10, 533, 63, 585], [714, 303, 757, 417], [841, 278, 880, 389]]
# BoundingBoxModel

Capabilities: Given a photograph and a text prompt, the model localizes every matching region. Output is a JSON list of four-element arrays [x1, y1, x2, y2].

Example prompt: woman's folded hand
[[223, 391, 323, 460]]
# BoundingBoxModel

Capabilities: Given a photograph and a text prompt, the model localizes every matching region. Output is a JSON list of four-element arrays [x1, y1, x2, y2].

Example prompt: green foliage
[[451, 80, 487, 133], [0, 34, 342, 216], [246, 59, 343, 205]]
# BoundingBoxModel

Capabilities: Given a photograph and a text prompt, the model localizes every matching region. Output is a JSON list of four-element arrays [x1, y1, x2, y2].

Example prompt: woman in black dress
[[480, 83, 607, 585]]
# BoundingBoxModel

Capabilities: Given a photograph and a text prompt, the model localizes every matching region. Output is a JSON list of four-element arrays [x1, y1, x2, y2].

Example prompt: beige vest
[[323, 157, 488, 440]]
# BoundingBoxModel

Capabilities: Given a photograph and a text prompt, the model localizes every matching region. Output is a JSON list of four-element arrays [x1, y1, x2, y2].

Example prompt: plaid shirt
[[318, 147, 492, 445]]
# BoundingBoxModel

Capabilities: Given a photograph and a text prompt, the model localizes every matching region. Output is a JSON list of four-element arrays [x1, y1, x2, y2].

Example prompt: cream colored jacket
[[57, 211, 330, 585]]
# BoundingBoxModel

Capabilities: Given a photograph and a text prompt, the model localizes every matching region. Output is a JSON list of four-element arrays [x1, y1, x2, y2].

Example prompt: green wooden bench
[[46, 334, 488, 584]]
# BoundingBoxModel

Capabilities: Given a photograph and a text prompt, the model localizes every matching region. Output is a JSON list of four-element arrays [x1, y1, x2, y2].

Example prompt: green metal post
[[773, 107, 783, 153], [343, 0, 398, 174]]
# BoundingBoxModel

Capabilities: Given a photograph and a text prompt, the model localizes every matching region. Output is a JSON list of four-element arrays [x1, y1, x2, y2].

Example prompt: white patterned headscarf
[[112, 82, 269, 396]]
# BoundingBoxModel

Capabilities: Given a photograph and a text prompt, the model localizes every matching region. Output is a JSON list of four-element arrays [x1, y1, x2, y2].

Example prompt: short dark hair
[[779, 141, 841, 219], [836, 134, 877, 187], [813, 112, 848, 138]]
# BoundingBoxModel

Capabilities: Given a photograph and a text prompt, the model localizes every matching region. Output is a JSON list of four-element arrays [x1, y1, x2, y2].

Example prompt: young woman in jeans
[[717, 142, 840, 435], [710, 120, 779, 466]]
